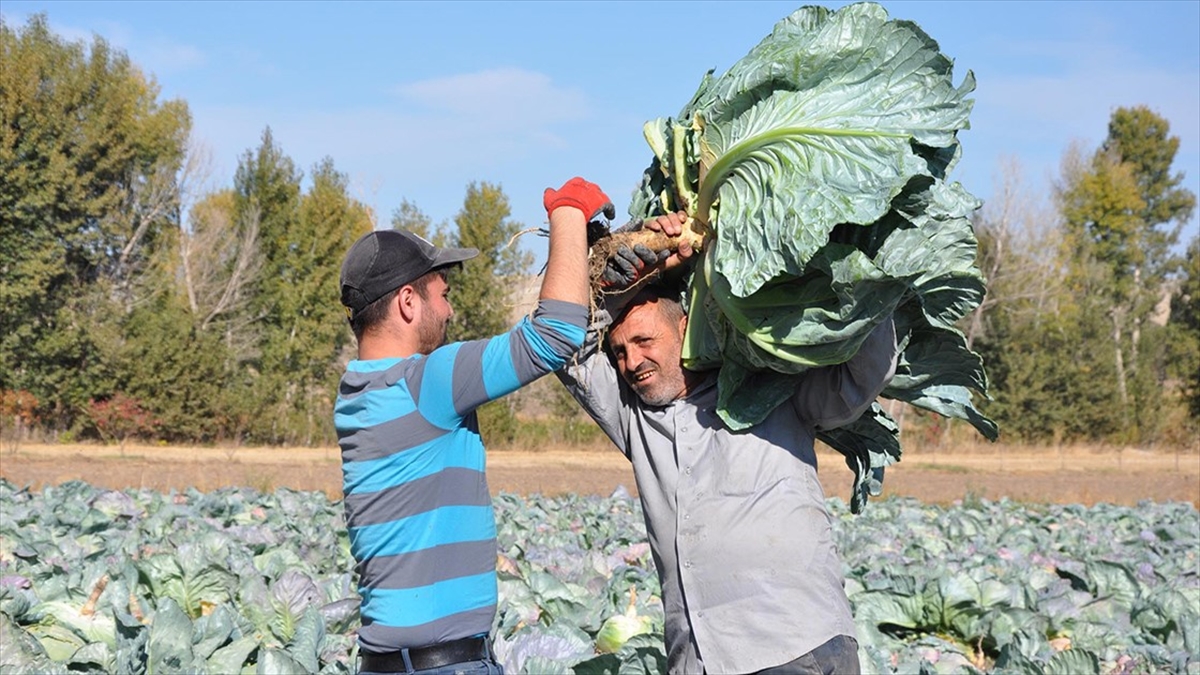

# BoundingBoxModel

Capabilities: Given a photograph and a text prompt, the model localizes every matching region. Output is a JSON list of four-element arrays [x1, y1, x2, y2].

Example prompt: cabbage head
[[626, 2, 998, 512]]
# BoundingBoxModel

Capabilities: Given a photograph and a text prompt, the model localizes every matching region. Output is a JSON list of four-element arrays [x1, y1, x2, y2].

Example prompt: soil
[[1, 442, 1197, 508]]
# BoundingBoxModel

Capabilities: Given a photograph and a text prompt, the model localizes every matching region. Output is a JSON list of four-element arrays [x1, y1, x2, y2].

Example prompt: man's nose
[[623, 346, 644, 371]]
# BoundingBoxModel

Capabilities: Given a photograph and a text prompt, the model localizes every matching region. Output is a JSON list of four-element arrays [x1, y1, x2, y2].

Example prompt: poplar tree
[[0, 14, 189, 432], [1056, 107, 1195, 442]]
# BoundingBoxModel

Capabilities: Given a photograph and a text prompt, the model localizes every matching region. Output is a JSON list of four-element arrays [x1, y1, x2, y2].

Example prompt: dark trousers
[[753, 635, 860, 675]]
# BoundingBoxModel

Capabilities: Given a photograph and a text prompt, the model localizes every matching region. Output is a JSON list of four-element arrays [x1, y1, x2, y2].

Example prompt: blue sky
[[4, 1, 1198, 265]]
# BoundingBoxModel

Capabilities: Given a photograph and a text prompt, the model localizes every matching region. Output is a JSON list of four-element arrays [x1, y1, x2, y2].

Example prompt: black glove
[[601, 244, 669, 288]]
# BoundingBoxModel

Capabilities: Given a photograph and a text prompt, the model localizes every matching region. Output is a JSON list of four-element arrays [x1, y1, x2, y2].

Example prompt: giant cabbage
[[623, 2, 998, 511]]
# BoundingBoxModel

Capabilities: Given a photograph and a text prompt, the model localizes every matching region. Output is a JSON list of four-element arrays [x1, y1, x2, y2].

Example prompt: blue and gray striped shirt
[[335, 299, 587, 653]]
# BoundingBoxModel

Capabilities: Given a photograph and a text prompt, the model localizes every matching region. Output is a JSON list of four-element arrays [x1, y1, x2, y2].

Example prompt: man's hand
[[642, 210, 695, 274], [543, 177, 615, 226], [601, 244, 668, 288], [600, 210, 694, 289]]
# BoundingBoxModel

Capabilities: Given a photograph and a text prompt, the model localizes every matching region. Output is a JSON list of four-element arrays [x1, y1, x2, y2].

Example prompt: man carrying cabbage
[[557, 211, 898, 674]]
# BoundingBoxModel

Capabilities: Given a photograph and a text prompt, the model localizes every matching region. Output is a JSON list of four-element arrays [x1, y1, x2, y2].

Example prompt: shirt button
[[680, 426, 688, 433], [684, 513, 691, 520], [684, 466, 692, 475], [684, 560, 693, 569]]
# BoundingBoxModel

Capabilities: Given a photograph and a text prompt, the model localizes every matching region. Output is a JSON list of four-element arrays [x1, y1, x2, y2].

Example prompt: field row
[[1, 480, 1197, 674]]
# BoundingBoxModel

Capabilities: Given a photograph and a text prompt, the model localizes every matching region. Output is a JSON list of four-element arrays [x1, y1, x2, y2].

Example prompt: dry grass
[[2, 439, 1197, 507]]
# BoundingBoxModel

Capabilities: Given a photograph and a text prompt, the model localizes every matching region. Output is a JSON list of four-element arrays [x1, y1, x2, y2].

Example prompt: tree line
[[2, 15, 1197, 449]]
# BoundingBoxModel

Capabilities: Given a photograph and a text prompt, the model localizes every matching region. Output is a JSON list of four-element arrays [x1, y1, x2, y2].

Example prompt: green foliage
[[101, 296, 232, 443], [1059, 153, 1147, 298], [439, 182, 534, 444], [266, 157, 372, 445], [977, 286, 1122, 442], [447, 181, 533, 341], [227, 134, 371, 445], [1050, 106, 1196, 443], [1171, 236, 1200, 420], [1104, 106, 1196, 235], [390, 198, 448, 245], [0, 14, 190, 430], [977, 107, 1196, 445]]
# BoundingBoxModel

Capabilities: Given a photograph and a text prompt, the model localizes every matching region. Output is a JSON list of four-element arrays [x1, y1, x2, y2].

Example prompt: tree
[[227, 146, 372, 445], [180, 189, 264, 356], [277, 157, 373, 444], [230, 129, 303, 442], [1104, 106, 1196, 240], [444, 182, 534, 445], [969, 157, 1083, 442], [967, 156, 1063, 350], [98, 295, 231, 443], [1170, 236, 1200, 422], [390, 199, 448, 246], [1057, 144, 1146, 414], [447, 182, 534, 341], [1055, 108, 1196, 442], [0, 14, 190, 432]]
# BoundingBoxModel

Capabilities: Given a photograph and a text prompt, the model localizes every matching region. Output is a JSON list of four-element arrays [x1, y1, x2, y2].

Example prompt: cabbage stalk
[[594, 589, 655, 653]]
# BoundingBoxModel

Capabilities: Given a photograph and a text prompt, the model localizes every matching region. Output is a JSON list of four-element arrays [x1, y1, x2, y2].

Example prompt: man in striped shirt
[[334, 177, 608, 674]]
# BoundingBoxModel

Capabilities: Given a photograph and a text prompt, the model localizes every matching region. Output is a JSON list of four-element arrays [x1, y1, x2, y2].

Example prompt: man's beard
[[417, 313, 448, 353], [629, 362, 685, 407]]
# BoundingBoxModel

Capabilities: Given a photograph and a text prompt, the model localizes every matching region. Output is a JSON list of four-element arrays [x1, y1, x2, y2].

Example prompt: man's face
[[608, 298, 688, 407], [415, 272, 453, 353]]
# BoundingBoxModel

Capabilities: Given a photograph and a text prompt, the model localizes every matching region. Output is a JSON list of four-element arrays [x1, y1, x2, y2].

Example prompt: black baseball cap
[[339, 229, 479, 318]]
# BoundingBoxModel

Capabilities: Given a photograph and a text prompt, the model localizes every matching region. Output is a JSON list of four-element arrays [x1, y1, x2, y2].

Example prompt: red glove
[[543, 177, 615, 223]]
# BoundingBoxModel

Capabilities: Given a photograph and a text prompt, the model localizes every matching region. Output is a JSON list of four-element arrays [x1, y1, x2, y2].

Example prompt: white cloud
[[188, 68, 597, 188], [392, 67, 590, 126], [142, 38, 206, 71]]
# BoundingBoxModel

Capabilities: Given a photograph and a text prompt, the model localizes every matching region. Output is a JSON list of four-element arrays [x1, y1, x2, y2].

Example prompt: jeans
[[359, 658, 503, 675], [754, 635, 861, 675]]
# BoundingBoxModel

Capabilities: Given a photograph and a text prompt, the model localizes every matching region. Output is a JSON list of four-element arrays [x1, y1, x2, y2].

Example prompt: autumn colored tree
[[1055, 107, 1195, 442]]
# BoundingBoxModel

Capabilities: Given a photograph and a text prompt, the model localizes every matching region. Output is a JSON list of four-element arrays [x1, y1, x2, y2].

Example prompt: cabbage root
[[588, 218, 706, 290]]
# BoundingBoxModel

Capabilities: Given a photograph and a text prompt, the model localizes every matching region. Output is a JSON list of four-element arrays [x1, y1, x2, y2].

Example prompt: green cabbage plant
[[623, 2, 998, 512]]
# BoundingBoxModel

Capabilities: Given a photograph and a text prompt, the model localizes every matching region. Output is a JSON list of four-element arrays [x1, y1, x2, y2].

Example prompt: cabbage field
[[1, 478, 1197, 674]]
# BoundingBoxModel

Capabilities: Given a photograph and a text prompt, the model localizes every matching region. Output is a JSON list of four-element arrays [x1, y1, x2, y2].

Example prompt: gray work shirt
[[557, 311, 897, 674]]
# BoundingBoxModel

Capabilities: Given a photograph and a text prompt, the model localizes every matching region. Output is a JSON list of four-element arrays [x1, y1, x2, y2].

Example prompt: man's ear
[[396, 285, 418, 323]]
